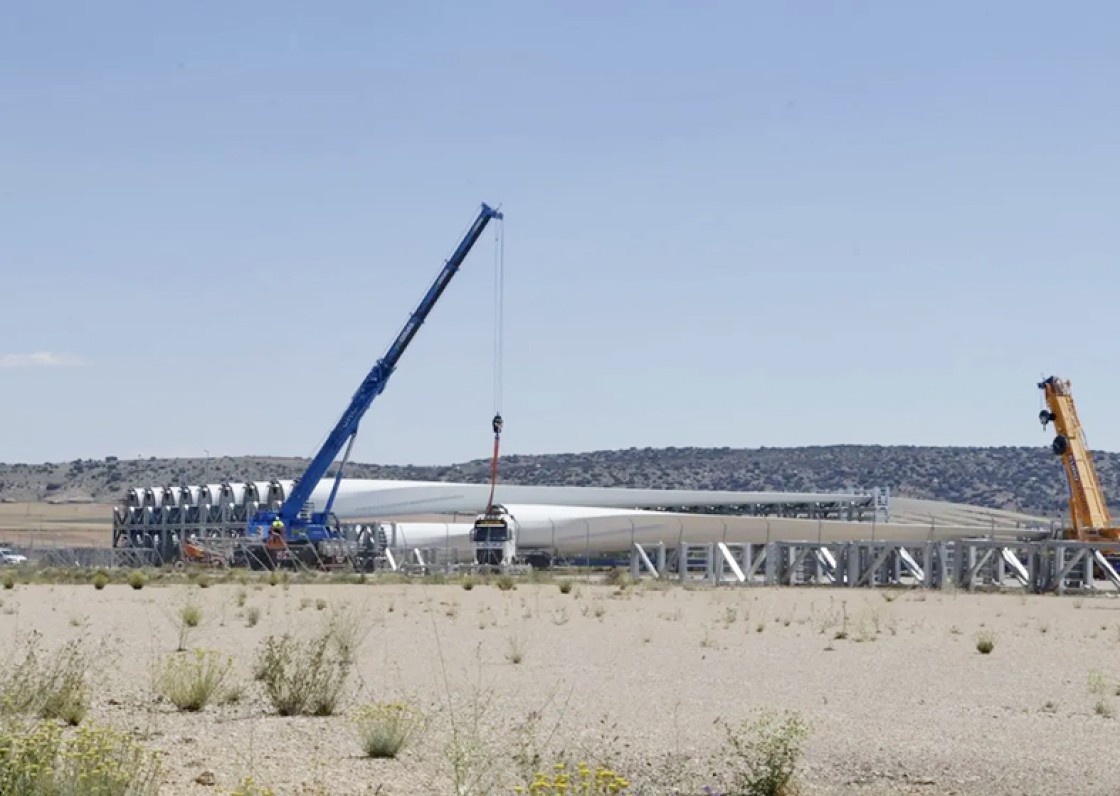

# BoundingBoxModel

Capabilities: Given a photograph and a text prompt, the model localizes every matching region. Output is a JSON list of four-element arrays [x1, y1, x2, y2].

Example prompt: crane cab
[[471, 505, 517, 568]]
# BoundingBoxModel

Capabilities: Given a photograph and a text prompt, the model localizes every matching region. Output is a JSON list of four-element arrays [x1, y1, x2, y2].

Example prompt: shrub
[[92, 571, 110, 590], [128, 570, 146, 590], [527, 762, 631, 795], [325, 603, 369, 665], [0, 635, 90, 726], [559, 580, 573, 595], [976, 630, 996, 655], [155, 649, 235, 712], [2, 574, 14, 590], [461, 576, 477, 591], [603, 568, 630, 589], [0, 719, 162, 796], [245, 605, 261, 627], [718, 709, 809, 796], [255, 631, 350, 716], [352, 701, 424, 758], [495, 574, 516, 591]]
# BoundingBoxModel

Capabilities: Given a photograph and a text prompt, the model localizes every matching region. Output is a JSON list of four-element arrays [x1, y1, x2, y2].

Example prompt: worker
[[265, 517, 287, 554]]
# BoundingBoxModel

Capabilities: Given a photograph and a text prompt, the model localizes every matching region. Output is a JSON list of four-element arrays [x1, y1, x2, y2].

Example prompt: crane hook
[[484, 413, 505, 516]]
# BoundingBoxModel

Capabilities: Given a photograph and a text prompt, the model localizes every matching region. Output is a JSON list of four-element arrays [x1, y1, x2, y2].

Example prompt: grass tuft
[[181, 603, 203, 627], [325, 603, 370, 665], [603, 568, 631, 589], [0, 634, 90, 726], [352, 701, 424, 758], [505, 634, 527, 665], [154, 648, 235, 712], [976, 630, 996, 655], [173, 600, 204, 651]]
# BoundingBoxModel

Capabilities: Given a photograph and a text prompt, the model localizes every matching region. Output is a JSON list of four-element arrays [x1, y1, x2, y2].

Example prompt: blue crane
[[244, 202, 504, 554]]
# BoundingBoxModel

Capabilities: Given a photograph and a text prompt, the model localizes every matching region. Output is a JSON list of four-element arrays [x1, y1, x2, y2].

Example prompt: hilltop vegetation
[[0, 445, 1110, 520]]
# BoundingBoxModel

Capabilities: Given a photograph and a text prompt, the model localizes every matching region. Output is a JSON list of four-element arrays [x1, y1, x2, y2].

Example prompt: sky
[[3, 1, 1120, 466]]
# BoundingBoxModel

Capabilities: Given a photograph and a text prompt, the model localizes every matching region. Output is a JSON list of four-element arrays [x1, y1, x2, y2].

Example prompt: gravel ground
[[0, 578, 1118, 795]]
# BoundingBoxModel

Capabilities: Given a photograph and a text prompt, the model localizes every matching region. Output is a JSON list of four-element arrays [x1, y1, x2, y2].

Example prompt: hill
[[0, 445, 1109, 520]]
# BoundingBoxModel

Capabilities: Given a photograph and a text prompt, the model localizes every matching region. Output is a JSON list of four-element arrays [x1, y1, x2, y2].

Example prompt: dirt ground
[[0, 501, 112, 547], [0, 577, 1117, 795]]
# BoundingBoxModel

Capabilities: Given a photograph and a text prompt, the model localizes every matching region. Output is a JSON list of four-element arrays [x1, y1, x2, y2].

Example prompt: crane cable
[[484, 217, 505, 515]]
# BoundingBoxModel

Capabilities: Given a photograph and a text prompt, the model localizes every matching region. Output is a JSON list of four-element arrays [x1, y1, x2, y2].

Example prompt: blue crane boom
[[246, 202, 504, 545]]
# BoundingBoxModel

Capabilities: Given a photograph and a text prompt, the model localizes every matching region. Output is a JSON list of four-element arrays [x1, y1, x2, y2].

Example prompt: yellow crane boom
[[1038, 375, 1118, 541]]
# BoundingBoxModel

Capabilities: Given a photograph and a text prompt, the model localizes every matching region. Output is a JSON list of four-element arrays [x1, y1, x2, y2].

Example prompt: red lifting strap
[[484, 413, 503, 514]]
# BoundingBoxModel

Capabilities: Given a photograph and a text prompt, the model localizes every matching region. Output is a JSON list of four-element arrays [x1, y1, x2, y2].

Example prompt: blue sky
[[3, 1, 1120, 465]]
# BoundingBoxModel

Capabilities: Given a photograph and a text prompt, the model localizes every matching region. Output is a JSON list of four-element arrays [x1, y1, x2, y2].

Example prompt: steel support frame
[[628, 539, 1120, 593]]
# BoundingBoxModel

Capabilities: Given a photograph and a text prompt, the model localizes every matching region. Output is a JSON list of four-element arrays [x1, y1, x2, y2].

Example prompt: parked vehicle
[[0, 547, 27, 565]]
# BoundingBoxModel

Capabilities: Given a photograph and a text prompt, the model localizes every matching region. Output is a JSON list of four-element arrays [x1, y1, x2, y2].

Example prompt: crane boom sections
[[248, 202, 503, 542], [1038, 376, 1116, 539]]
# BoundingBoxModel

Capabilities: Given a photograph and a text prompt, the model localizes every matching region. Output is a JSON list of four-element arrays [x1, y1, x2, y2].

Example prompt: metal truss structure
[[629, 539, 1120, 594], [646, 487, 890, 521]]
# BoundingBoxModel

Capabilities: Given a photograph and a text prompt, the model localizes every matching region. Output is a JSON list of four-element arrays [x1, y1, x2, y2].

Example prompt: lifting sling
[[483, 218, 505, 516]]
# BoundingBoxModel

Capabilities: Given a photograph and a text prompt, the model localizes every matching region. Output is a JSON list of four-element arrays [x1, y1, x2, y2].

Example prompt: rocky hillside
[[0, 445, 1111, 520]]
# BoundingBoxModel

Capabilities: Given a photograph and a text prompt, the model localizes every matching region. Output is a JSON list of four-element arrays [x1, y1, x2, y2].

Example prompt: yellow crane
[[1038, 376, 1120, 541]]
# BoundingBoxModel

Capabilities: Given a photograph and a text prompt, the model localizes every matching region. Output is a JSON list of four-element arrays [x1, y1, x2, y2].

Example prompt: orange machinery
[[1038, 376, 1120, 542]]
